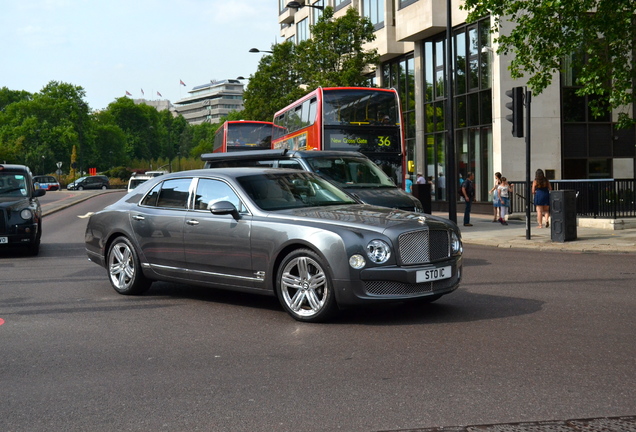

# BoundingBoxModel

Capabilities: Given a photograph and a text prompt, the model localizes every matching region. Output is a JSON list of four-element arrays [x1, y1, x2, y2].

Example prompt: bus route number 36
[[378, 136, 392, 147]]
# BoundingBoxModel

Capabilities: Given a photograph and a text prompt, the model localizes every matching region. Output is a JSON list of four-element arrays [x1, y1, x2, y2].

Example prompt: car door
[[183, 178, 255, 289], [130, 178, 191, 278]]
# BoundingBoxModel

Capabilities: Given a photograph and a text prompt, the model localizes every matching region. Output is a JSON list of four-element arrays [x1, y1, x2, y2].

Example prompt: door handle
[[132, 215, 145, 221], [186, 219, 199, 226]]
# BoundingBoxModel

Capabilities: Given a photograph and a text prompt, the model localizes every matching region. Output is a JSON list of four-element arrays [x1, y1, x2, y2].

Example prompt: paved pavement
[[436, 211, 636, 254], [41, 190, 636, 254]]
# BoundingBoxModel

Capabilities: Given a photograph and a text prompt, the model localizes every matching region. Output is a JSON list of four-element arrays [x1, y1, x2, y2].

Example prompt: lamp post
[[249, 48, 273, 54], [286, 1, 324, 10], [445, 0, 457, 223]]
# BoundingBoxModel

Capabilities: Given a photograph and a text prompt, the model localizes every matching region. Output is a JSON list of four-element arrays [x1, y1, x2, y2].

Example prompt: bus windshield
[[322, 89, 400, 126], [226, 123, 272, 149]]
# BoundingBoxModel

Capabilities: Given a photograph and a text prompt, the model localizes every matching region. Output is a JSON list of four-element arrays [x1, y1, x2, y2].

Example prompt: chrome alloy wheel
[[280, 255, 329, 319], [108, 241, 136, 291]]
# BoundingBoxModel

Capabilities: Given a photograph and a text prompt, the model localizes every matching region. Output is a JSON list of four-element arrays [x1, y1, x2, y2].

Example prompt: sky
[[0, 0, 280, 110]]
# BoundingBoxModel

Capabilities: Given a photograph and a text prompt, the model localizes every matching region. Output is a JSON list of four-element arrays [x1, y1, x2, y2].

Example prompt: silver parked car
[[85, 168, 462, 322]]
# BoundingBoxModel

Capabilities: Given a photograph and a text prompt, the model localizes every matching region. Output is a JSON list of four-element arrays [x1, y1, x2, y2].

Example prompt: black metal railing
[[510, 179, 636, 219]]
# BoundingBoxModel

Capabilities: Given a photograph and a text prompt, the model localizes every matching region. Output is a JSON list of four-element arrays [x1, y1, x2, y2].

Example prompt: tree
[[0, 81, 89, 174], [462, 0, 635, 127], [296, 7, 379, 89], [242, 6, 379, 122], [242, 41, 307, 121]]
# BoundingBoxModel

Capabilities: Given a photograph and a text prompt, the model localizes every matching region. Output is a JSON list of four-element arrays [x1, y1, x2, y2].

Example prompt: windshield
[[0, 173, 28, 197], [129, 178, 150, 190], [226, 123, 272, 150], [305, 156, 396, 188], [237, 171, 357, 211]]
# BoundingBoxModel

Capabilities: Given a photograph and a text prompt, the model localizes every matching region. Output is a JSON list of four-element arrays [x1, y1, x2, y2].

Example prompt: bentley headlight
[[451, 231, 462, 255], [366, 239, 391, 264], [20, 209, 33, 220]]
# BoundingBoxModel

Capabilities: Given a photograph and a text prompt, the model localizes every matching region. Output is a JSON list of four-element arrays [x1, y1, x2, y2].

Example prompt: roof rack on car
[[201, 148, 288, 161]]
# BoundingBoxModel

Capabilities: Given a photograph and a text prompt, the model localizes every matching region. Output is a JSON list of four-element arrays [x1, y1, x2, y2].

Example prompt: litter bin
[[550, 190, 577, 242], [411, 183, 431, 214]]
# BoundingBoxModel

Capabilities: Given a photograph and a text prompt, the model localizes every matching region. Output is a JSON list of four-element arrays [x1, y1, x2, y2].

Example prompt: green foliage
[[296, 7, 379, 89], [462, 0, 635, 128], [242, 7, 379, 122]]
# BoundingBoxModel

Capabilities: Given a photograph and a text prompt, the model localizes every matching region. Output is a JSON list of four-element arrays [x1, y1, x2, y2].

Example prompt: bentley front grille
[[398, 229, 450, 265]]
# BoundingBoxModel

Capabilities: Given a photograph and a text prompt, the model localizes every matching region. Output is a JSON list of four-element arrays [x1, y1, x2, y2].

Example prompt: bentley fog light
[[366, 240, 391, 264], [349, 254, 366, 269], [20, 209, 33, 220]]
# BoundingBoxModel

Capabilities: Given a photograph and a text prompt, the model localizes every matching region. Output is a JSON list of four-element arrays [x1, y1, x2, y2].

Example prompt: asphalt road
[[0, 193, 634, 432]]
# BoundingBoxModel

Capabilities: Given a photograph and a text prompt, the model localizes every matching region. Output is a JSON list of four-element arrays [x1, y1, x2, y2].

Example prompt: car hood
[[340, 186, 421, 210], [268, 204, 457, 235], [0, 197, 34, 209]]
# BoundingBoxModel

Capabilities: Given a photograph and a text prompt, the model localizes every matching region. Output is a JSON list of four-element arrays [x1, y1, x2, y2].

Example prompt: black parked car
[[67, 175, 110, 190], [85, 168, 462, 322], [0, 164, 45, 255], [202, 149, 424, 213]]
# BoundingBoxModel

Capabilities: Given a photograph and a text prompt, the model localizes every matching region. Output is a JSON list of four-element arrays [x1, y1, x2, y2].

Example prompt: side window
[[278, 160, 303, 169], [156, 178, 192, 209], [194, 178, 243, 211], [141, 183, 161, 206]]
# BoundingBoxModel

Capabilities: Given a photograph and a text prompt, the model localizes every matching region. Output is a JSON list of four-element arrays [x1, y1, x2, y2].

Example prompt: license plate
[[0, 237, 7, 244], [416, 266, 451, 283]]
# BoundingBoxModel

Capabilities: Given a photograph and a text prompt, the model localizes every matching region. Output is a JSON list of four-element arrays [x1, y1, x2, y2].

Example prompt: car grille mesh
[[365, 271, 459, 296], [398, 229, 450, 265]]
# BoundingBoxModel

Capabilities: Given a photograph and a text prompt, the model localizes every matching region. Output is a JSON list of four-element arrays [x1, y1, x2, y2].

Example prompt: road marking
[[77, 212, 94, 219]]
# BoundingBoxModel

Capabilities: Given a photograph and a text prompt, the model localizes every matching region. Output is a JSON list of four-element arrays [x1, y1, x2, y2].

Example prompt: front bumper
[[332, 257, 462, 306]]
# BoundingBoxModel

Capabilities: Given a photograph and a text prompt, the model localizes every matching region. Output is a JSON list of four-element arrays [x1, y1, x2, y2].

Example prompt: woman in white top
[[489, 172, 502, 222], [497, 177, 513, 225]]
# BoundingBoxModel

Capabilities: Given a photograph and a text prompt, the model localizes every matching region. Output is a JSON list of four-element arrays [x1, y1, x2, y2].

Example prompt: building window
[[334, 0, 350, 11], [398, 0, 418, 8], [422, 16, 492, 201], [561, 50, 634, 179], [382, 54, 415, 185], [311, 1, 323, 25], [297, 18, 309, 43], [363, 0, 384, 29]]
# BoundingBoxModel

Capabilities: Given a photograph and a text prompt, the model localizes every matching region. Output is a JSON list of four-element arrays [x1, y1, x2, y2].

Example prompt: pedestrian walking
[[461, 172, 475, 227], [437, 172, 446, 200], [416, 173, 426, 184], [489, 172, 502, 222], [532, 168, 552, 228], [497, 176, 513, 225]]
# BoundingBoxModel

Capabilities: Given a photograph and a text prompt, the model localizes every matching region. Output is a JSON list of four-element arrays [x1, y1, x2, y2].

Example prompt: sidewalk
[[41, 190, 636, 254], [435, 211, 636, 253]]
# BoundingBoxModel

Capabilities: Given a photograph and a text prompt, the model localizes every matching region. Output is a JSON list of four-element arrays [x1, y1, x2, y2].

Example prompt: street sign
[[56, 169, 63, 176], [56, 161, 63, 168]]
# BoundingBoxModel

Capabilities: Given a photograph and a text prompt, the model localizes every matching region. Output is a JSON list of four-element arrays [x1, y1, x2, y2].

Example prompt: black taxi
[[0, 164, 45, 255]]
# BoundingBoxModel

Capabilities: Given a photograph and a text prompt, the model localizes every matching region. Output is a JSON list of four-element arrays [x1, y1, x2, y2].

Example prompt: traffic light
[[505, 86, 524, 138]]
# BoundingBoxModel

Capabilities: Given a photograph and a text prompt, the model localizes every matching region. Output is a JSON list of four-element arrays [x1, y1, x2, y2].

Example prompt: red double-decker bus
[[271, 87, 405, 187], [213, 120, 274, 153]]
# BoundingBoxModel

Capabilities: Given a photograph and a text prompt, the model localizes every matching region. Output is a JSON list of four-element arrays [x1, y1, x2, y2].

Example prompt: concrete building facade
[[174, 79, 244, 125], [277, 0, 635, 203]]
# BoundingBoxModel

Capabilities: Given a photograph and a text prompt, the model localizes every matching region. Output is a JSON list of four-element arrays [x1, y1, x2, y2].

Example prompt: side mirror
[[209, 200, 240, 220], [33, 188, 46, 198]]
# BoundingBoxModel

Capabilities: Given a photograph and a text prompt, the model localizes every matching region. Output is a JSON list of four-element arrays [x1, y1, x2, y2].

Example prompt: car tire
[[107, 236, 151, 295], [78, 186, 84, 191], [101, 185, 107, 190], [276, 248, 337, 323]]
